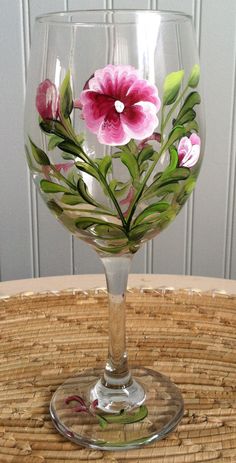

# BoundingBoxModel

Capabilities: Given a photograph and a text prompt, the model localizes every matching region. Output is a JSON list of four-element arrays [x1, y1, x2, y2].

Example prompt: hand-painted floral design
[[42, 161, 74, 180], [36, 79, 59, 120], [178, 133, 201, 168], [80, 65, 161, 146], [28, 64, 202, 256], [65, 395, 98, 415], [65, 394, 148, 429]]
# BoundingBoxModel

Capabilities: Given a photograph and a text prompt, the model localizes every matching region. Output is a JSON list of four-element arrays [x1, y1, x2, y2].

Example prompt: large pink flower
[[36, 79, 59, 120], [80, 65, 161, 146], [178, 133, 201, 168]]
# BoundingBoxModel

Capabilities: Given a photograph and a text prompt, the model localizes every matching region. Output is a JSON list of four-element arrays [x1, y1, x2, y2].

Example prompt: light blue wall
[[1, 0, 236, 281]]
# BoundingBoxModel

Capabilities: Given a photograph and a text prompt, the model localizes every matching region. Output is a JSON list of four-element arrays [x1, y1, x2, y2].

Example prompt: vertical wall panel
[[0, 0, 32, 281], [191, 0, 236, 278], [226, 55, 236, 279], [158, 0, 194, 16], [68, 0, 106, 9], [113, 0, 150, 8]]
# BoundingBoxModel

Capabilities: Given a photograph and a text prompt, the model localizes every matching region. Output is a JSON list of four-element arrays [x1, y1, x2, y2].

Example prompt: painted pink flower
[[65, 395, 98, 416], [138, 132, 161, 150], [120, 186, 135, 217], [42, 162, 73, 180], [178, 133, 201, 168], [36, 79, 59, 120], [80, 65, 161, 146]]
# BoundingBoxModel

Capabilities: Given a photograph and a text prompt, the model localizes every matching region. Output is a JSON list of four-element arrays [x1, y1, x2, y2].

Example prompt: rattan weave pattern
[[0, 288, 235, 462]]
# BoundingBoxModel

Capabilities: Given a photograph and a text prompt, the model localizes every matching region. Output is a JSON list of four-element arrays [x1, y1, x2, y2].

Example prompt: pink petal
[[125, 79, 161, 111], [121, 102, 159, 140], [42, 165, 51, 180], [81, 91, 115, 133], [98, 107, 129, 145], [190, 133, 201, 146], [36, 79, 58, 119], [89, 65, 140, 98], [138, 132, 161, 150], [73, 406, 88, 413], [65, 395, 86, 406], [120, 186, 135, 206], [182, 144, 200, 168], [55, 162, 74, 173], [74, 98, 83, 109], [178, 136, 191, 155]]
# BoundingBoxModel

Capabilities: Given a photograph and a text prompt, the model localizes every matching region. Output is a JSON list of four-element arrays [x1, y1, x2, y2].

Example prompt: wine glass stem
[[101, 255, 132, 388]]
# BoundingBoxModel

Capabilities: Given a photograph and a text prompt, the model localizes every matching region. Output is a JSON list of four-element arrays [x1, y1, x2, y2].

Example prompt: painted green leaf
[[76, 133, 85, 145], [175, 91, 201, 122], [62, 152, 75, 161], [97, 415, 108, 429], [25, 144, 41, 172], [59, 70, 73, 119], [96, 155, 112, 178], [48, 134, 64, 151], [112, 151, 122, 159], [47, 199, 63, 216], [188, 64, 200, 88], [166, 125, 186, 148], [109, 179, 131, 198], [129, 222, 154, 241], [142, 182, 180, 201], [140, 161, 149, 175], [184, 120, 199, 133], [175, 109, 196, 126], [75, 216, 122, 232], [134, 202, 170, 226], [40, 120, 68, 139], [155, 183, 181, 198], [29, 138, 50, 166], [163, 70, 185, 105], [58, 140, 87, 161], [61, 194, 83, 205], [40, 179, 70, 194], [93, 224, 126, 239], [75, 162, 100, 180], [120, 152, 139, 180], [161, 167, 190, 185], [164, 147, 179, 175], [77, 178, 100, 207], [103, 405, 148, 425], [176, 177, 196, 205], [118, 139, 137, 154], [137, 146, 155, 165]]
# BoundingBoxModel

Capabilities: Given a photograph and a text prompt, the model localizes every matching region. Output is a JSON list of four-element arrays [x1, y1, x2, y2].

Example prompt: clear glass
[[24, 9, 204, 449]]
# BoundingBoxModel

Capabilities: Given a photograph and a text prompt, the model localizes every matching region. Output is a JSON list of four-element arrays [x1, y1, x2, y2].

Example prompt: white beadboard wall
[[0, 0, 236, 281]]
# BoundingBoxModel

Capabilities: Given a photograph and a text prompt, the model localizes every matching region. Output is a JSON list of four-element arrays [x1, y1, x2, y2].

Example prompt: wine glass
[[24, 9, 204, 450]]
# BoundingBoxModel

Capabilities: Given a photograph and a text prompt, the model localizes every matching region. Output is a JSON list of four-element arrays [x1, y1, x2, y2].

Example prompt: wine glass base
[[50, 367, 184, 450]]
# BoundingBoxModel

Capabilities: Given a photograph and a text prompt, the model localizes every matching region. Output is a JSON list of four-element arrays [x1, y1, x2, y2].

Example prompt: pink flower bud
[[178, 134, 201, 168], [36, 79, 59, 120]]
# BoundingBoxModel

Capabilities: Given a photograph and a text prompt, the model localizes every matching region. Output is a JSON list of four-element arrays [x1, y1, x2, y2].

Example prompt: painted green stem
[[50, 164, 77, 191], [162, 85, 188, 132], [61, 118, 128, 230], [98, 405, 148, 425], [126, 147, 166, 230], [126, 84, 191, 229]]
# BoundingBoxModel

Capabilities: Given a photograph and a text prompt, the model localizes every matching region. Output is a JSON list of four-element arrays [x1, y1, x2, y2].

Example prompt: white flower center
[[114, 100, 125, 113]]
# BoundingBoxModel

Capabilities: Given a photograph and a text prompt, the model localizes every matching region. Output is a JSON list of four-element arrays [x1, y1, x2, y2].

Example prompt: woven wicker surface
[[0, 287, 235, 462]]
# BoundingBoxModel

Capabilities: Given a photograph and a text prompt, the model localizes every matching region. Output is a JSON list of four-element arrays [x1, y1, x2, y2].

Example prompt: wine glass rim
[[35, 9, 192, 26]]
